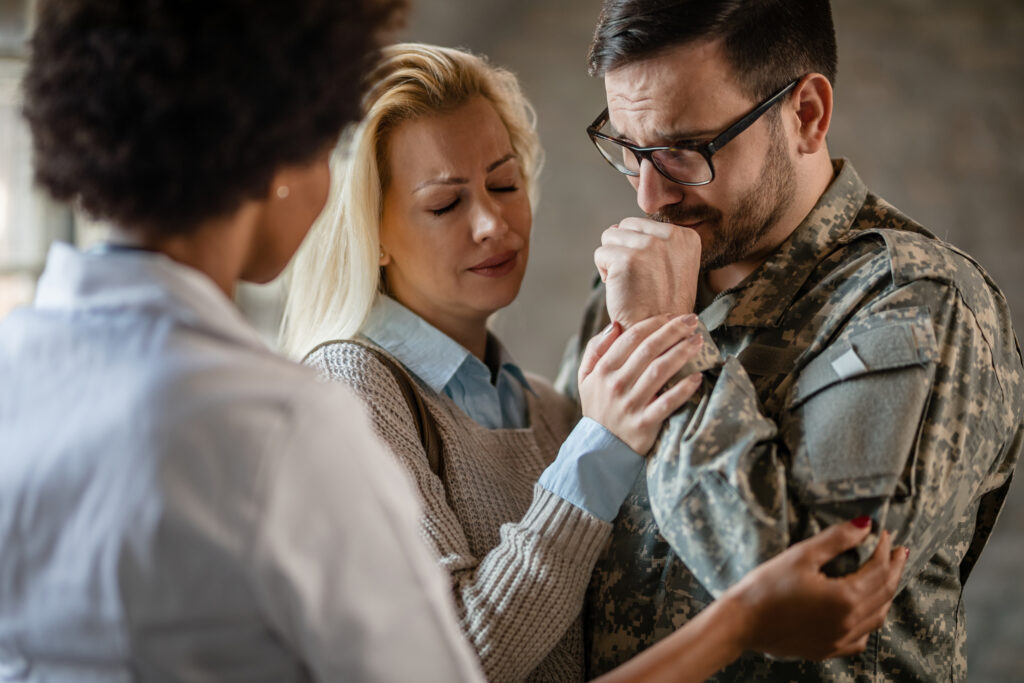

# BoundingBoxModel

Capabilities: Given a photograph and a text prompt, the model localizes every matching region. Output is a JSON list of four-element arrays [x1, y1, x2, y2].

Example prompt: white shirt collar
[[35, 242, 265, 350]]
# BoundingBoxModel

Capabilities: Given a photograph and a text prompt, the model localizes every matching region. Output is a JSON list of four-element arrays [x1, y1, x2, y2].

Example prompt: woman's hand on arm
[[594, 520, 908, 683], [577, 313, 704, 454], [726, 520, 908, 660]]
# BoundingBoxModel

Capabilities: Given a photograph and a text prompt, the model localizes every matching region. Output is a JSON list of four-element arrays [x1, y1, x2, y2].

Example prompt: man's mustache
[[650, 205, 721, 227]]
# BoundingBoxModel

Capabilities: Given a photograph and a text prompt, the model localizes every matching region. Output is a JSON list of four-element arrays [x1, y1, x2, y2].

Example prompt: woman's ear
[[790, 73, 833, 156]]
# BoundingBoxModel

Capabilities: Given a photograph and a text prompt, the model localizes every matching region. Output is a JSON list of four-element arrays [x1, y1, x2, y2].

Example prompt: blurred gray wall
[[399, 1, 1024, 680]]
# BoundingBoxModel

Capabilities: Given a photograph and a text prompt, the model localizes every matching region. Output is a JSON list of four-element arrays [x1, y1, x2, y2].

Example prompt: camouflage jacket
[[558, 160, 1024, 681]]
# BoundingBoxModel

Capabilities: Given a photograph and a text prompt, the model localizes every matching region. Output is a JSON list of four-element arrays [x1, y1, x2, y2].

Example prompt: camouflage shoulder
[[853, 193, 998, 294], [850, 194, 1018, 352]]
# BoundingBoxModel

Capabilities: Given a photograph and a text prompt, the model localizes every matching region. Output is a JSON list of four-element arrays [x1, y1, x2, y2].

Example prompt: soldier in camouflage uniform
[[559, 1, 1024, 681]]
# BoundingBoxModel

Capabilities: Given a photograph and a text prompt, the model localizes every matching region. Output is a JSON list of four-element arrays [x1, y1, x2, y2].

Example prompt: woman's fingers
[[730, 522, 907, 662], [842, 531, 904, 618], [887, 544, 909, 595], [577, 313, 704, 453], [618, 314, 699, 378], [827, 530, 891, 622], [833, 542, 908, 650], [789, 518, 873, 568], [847, 528, 892, 589], [817, 531, 908, 656], [626, 333, 708, 403], [823, 634, 870, 660], [643, 372, 703, 424], [597, 313, 696, 377], [579, 321, 622, 382], [832, 596, 893, 653]]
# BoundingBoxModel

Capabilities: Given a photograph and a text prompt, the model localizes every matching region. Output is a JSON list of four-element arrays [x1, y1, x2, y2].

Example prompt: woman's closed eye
[[431, 197, 460, 216], [429, 183, 518, 216]]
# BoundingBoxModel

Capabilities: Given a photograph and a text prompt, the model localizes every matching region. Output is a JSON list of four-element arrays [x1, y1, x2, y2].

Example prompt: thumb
[[796, 518, 872, 568], [579, 321, 621, 382]]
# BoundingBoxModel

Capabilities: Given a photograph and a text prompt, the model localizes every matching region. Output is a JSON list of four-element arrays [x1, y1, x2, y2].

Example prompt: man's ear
[[789, 73, 833, 155]]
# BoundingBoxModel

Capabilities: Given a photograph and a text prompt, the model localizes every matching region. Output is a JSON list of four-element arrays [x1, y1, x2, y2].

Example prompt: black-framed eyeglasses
[[586, 78, 801, 186]]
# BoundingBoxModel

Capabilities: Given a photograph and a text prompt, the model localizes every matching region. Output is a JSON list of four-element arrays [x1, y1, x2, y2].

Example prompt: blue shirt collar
[[360, 295, 533, 395]]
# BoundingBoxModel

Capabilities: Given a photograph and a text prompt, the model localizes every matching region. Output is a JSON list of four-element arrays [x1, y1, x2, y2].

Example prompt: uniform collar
[[360, 294, 532, 395], [33, 242, 266, 349], [699, 159, 869, 331]]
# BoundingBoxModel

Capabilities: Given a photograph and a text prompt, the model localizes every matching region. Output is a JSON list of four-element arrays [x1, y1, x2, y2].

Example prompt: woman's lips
[[468, 250, 517, 277]]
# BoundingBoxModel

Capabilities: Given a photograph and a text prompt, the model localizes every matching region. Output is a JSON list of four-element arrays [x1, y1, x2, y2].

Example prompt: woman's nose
[[471, 196, 509, 242]]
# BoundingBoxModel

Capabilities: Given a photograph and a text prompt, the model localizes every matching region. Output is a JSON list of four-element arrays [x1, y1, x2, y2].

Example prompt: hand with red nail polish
[[725, 520, 908, 662], [592, 520, 909, 683]]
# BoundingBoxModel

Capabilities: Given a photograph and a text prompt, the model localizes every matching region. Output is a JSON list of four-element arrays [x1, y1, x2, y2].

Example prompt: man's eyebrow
[[657, 126, 718, 143], [611, 118, 718, 145]]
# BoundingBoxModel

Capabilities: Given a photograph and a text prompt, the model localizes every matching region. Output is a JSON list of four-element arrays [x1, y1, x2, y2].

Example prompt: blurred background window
[[0, 0, 71, 319]]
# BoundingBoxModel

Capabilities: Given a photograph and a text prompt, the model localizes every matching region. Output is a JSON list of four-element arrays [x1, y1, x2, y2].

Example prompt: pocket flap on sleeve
[[791, 315, 937, 406]]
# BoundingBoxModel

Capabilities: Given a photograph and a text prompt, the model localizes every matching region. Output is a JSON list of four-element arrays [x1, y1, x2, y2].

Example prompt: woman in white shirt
[[0, 4, 486, 682], [281, 43, 907, 682]]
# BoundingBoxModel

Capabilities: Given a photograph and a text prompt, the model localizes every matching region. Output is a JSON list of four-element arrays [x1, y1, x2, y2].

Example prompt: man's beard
[[652, 118, 796, 271]]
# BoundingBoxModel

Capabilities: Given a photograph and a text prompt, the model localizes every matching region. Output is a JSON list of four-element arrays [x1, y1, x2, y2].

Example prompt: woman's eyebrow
[[487, 153, 516, 172], [413, 153, 517, 193], [414, 175, 467, 192]]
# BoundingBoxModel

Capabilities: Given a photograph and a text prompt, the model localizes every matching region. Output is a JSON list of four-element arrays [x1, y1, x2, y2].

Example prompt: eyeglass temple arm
[[587, 108, 610, 134], [707, 79, 799, 154]]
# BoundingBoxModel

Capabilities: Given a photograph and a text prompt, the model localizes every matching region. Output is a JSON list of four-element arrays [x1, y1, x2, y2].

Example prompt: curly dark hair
[[23, 0, 405, 237]]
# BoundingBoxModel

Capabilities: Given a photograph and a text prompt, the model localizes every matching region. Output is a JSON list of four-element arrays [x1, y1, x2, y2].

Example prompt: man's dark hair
[[23, 0, 405, 237], [588, 0, 837, 99]]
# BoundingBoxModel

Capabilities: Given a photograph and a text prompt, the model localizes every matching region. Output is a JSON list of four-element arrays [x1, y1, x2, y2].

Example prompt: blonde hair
[[279, 43, 543, 359]]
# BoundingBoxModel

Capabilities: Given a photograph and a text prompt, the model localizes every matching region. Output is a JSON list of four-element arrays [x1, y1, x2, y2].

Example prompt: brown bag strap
[[303, 339, 445, 480]]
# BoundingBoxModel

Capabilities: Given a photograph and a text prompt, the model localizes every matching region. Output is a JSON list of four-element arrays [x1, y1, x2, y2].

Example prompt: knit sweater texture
[[306, 340, 612, 682]]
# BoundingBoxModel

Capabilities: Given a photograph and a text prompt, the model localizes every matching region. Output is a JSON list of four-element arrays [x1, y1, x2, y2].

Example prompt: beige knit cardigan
[[306, 341, 612, 682]]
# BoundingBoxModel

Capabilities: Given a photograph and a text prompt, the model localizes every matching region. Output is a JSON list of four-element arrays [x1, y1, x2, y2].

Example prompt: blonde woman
[[281, 44, 906, 682]]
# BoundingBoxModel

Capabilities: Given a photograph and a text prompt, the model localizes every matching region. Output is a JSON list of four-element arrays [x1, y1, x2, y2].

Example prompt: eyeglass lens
[[591, 134, 712, 184]]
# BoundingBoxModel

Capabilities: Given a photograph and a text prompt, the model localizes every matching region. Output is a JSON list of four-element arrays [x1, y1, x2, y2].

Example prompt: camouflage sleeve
[[646, 277, 1023, 598]]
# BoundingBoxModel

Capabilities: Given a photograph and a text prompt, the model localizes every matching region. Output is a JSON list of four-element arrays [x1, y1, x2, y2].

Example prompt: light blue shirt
[[0, 244, 483, 682], [362, 296, 643, 522]]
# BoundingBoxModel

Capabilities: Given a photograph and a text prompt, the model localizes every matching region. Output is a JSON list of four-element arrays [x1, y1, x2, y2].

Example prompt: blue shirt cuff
[[537, 417, 644, 522]]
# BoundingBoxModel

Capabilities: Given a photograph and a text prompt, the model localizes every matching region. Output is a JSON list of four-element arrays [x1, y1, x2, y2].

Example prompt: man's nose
[[633, 159, 686, 216]]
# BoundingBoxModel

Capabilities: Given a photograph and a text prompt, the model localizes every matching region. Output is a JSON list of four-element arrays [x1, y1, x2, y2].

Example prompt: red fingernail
[[851, 516, 871, 528], [904, 547, 910, 558]]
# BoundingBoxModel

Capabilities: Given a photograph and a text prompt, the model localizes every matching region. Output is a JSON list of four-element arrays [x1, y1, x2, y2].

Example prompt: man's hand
[[595, 217, 701, 327]]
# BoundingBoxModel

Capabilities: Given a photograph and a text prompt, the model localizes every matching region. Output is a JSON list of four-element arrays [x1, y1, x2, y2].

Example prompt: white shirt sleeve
[[247, 382, 484, 683]]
